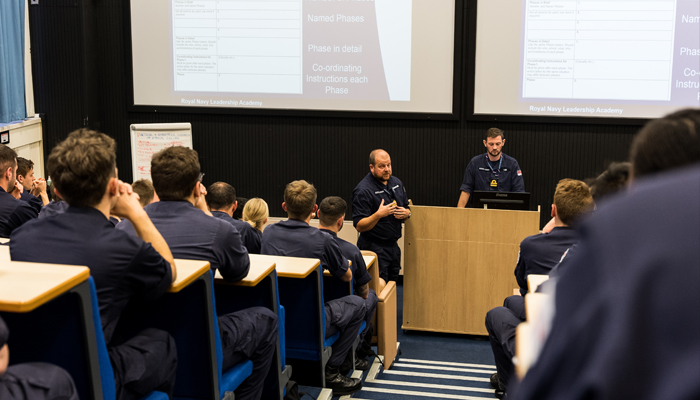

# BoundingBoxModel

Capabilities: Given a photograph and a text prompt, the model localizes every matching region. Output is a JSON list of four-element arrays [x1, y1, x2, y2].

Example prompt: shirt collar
[[319, 228, 338, 237], [65, 206, 113, 226]]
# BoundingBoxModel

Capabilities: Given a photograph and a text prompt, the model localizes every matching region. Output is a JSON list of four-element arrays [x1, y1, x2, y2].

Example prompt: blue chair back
[[88, 277, 117, 400]]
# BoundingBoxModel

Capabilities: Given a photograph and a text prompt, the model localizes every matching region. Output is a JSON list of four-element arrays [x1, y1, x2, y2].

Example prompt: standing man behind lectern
[[458, 128, 525, 208]]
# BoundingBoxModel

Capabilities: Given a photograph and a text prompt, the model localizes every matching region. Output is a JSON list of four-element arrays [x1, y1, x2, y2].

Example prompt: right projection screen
[[474, 0, 700, 119]]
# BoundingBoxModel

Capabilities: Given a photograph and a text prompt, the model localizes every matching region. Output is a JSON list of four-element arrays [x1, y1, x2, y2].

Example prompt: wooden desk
[[264, 255, 320, 278], [0, 262, 90, 312], [525, 293, 549, 323], [0, 238, 9, 244], [527, 274, 550, 293], [0, 245, 9, 262], [169, 259, 210, 293], [215, 254, 276, 287], [322, 260, 352, 278], [363, 255, 376, 270]]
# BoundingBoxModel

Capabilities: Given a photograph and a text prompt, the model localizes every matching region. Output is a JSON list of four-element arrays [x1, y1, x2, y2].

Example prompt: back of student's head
[[132, 179, 155, 207], [16, 157, 34, 178], [590, 162, 631, 201], [0, 144, 17, 177], [554, 179, 595, 226], [243, 198, 269, 231], [207, 182, 236, 211], [151, 146, 200, 201], [318, 196, 347, 226], [284, 180, 317, 220], [232, 197, 247, 220], [630, 108, 700, 179], [47, 128, 116, 208]]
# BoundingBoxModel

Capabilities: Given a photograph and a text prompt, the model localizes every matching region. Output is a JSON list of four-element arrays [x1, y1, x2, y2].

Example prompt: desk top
[[0, 262, 90, 313], [169, 259, 211, 293], [0, 245, 9, 262], [527, 274, 550, 293], [0, 238, 9, 244], [525, 293, 549, 323], [363, 255, 376, 270], [258, 255, 320, 278], [215, 254, 276, 286]]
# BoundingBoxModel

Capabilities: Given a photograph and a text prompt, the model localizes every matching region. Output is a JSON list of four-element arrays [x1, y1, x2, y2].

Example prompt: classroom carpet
[[300, 282, 497, 400]]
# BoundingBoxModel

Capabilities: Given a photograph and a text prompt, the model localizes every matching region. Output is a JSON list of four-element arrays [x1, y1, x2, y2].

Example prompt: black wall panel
[[30, 0, 640, 228]]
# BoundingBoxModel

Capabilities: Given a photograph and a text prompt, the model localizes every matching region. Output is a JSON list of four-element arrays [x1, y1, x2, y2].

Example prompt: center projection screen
[[129, 0, 457, 115], [474, 0, 700, 119]]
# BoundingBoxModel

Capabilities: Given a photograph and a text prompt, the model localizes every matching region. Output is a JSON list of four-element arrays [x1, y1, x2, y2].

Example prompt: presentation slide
[[130, 0, 457, 114], [475, 0, 700, 119]]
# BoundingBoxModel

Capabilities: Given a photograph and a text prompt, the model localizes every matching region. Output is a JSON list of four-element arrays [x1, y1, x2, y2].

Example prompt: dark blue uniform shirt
[[512, 165, 700, 400], [117, 201, 250, 283], [514, 227, 578, 295], [322, 229, 372, 287], [461, 153, 524, 194], [261, 219, 349, 280], [0, 316, 7, 348], [39, 201, 69, 219], [10, 207, 172, 343], [0, 187, 38, 238], [352, 173, 409, 244], [20, 191, 43, 214], [212, 210, 261, 254]]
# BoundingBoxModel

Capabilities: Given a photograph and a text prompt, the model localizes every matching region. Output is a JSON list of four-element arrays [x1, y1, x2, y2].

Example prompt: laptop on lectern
[[471, 191, 531, 211]]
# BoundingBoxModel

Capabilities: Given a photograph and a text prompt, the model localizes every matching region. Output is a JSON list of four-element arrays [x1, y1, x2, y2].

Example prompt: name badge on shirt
[[490, 180, 498, 187]]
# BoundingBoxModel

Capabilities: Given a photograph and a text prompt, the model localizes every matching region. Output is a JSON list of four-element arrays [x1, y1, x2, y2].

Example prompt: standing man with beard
[[352, 149, 410, 283], [458, 128, 525, 208]]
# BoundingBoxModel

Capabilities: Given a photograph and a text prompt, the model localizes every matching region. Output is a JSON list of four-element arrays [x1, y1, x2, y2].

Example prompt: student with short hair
[[10, 129, 178, 400], [0, 145, 37, 237], [232, 196, 247, 220], [132, 179, 158, 208], [485, 179, 594, 397], [0, 316, 79, 400], [118, 147, 278, 400], [261, 180, 364, 396], [242, 197, 269, 234], [39, 181, 68, 219], [16, 157, 49, 211], [317, 196, 378, 364], [207, 182, 262, 254]]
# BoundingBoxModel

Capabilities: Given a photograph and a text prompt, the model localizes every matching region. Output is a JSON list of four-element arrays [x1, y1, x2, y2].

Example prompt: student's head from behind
[[369, 149, 392, 183], [151, 146, 201, 202], [552, 179, 595, 227], [589, 162, 631, 201], [483, 128, 505, 159], [283, 180, 317, 221], [232, 196, 247, 220], [207, 182, 236, 214], [630, 108, 700, 180], [132, 179, 158, 207], [243, 198, 269, 232], [0, 144, 18, 193], [16, 157, 35, 188], [47, 129, 117, 208], [318, 196, 347, 230]]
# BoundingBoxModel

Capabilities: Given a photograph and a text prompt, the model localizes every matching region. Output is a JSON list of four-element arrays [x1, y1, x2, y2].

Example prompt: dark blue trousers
[[361, 289, 378, 340], [324, 295, 366, 367], [0, 363, 78, 400], [357, 237, 401, 282], [485, 306, 521, 390], [218, 307, 278, 400], [504, 295, 527, 322]]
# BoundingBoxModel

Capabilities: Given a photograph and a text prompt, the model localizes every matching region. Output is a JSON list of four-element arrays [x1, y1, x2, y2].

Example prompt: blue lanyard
[[486, 155, 503, 175]]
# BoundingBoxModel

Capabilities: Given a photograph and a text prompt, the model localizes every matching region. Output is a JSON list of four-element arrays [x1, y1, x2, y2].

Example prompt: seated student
[[207, 182, 262, 254], [485, 179, 594, 398], [0, 316, 79, 400], [132, 179, 159, 208], [317, 196, 378, 364], [261, 180, 364, 396], [10, 129, 178, 400], [39, 180, 69, 219], [17, 157, 49, 212], [0, 145, 37, 238], [242, 197, 268, 239], [232, 196, 247, 220], [117, 147, 277, 400]]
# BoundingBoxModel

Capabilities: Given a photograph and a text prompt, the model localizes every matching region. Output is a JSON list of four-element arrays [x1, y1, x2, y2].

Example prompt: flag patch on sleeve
[[517, 170, 522, 176]]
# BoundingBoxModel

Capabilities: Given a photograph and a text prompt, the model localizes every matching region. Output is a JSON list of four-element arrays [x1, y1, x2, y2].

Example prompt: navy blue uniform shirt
[[352, 173, 409, 244], [117, 201, 250, 282], [39, 201, 69, 219], [514, 227, 578, 295], [461, 153, 524, 194], [10, 206, 172, 343], [512, 165, 700, 400], [0, 186, 38, 238], [20, 191, 43, 214], [322, 229, 372, 287], [0, 316, 7, 348], [261, 219, 349, 280], [212, 210, 261, 254]]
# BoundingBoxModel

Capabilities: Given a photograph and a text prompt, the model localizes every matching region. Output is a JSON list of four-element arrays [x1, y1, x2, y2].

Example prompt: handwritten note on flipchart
[[130, 123, 192, 182]]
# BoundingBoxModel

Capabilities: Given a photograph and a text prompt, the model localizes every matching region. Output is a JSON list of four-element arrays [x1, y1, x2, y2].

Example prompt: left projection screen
[[129, 0, 457, 114]]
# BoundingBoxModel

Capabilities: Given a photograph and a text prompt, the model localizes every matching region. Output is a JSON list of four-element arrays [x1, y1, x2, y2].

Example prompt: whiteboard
[[130, 123, 192, 182]]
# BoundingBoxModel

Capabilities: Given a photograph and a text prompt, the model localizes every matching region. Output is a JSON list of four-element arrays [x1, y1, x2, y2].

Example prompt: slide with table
[[130, 0, 458, 114]]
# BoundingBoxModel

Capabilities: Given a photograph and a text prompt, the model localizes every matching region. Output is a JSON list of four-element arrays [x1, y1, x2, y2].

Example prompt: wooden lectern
[[403, 205, 540, 335]]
